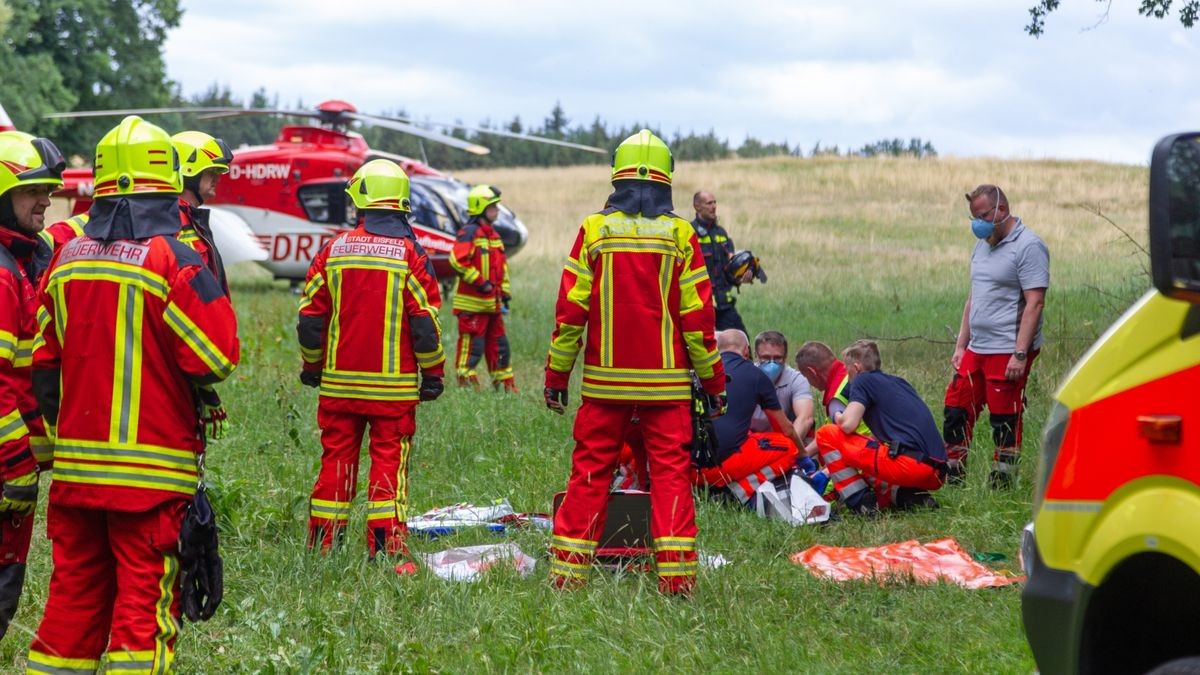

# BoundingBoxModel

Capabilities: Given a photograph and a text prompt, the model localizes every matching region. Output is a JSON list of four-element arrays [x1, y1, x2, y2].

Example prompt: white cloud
[[162, 0, 1200, 162]]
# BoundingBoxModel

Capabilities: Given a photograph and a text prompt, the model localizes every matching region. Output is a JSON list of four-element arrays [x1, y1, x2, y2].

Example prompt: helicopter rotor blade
[[345, 112, 490, 156], [370, 113, 606, 154], [440, 123, 607, 153], [194, 109, 319, 121], [44, 107, 245, 119], [43, 107, 310, 121]]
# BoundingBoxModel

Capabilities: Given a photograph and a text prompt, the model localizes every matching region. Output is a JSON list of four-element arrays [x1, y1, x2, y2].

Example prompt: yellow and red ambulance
[[1022, 133, 1200, 674]]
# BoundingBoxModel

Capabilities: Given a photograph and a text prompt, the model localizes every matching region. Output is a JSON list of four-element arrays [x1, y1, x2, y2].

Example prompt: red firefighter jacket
[[545, 207, 725, 403], [298, 224, 444, 414], [178, 199, 229, 296], [40, 213, 88, 250], [33, 213, 89, 282], [0, 227, 50, 476], [34, 197, 240, 511], [449, 218, 508, 314]]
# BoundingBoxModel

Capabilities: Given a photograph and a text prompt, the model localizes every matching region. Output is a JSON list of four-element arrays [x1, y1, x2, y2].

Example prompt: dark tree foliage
[[1027, 0, 1199, 36], [856, 138, 937, 158], [1, 0, 182, 156]]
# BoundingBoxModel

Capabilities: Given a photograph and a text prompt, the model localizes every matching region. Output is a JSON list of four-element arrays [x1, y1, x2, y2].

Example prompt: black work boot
[[988, 470, 1014, 490], [944, 461, 967, 486], [843, 491, 879, 517], [894, 488, 940, 510], [990, 449, 1019, 490]]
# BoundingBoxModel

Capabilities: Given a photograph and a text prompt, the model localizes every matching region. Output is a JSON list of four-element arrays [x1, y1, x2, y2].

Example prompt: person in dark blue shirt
[[813, 340, 946, 512], [694, 330, 806, 505]]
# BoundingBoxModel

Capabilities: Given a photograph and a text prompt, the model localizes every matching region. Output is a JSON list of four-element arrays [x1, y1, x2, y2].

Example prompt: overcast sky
[[163, 0, 1200, 164]]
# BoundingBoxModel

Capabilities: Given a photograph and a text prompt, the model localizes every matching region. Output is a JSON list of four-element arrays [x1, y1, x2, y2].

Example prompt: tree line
[[1, 0, 935, 168]]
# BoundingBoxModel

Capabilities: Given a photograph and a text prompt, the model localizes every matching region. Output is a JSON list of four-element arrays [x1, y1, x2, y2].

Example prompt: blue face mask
[[758, 361, 782, 382], [971, 218, 996, 239], [970, 186, 1002, 239]]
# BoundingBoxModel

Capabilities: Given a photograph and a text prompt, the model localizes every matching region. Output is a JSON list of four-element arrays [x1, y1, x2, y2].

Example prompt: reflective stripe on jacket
[[0, 228, 49, 474], [546, 209, 724, 403], [692, 218, 736, 309], [35, 233, 240, 510], [298, 226, 444, 408], [449, 219, 507, 314]]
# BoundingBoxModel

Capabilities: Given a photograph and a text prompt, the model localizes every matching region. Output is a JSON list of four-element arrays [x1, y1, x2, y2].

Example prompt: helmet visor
[[18, 138, 66, 182], [213, 138, 234, 168]]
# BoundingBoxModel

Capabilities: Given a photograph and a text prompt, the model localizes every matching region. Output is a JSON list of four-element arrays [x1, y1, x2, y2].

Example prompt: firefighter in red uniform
[[0, 131, 64, 639], [172, 130, 233, 293], [449, 184, 515, 392], [27, 116, 239, 672], [298, 159, 444, 574], [544, 130, 726, 595], [173, 131, 236, 445]]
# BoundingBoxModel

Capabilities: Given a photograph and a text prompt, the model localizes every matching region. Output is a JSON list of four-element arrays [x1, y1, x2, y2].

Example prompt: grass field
[[2, 155, 1150, 672]]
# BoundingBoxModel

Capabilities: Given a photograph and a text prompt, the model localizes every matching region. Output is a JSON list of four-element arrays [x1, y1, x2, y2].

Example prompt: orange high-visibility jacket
[[449, 218, 508, 314], [545, 208, 725, 403], [34, 217, 240, 512], [298, 225, 444, 410], [0, 228, 51, 474]]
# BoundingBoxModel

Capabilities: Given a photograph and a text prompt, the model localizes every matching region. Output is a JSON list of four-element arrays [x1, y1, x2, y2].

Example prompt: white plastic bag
[[754, 475, 830, 526], [419, 543, 537, 582], [407, 499, 515, 537]]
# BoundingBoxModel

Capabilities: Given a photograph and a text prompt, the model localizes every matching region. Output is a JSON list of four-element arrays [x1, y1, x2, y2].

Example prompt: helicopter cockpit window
[[409, 183, 455, 235], [298, 182, 354, 226]]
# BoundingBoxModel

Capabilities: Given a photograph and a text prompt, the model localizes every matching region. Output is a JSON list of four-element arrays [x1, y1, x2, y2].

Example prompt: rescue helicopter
[[42, 99, 606, 284]]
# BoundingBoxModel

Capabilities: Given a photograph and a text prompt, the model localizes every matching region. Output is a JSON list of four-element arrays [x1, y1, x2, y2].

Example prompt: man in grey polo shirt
[[750, 330, 815, 443], [943, 184, 1049, 489]]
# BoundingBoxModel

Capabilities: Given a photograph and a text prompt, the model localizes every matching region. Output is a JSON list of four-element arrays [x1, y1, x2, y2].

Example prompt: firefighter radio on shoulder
[[725, 250, 767, 286]]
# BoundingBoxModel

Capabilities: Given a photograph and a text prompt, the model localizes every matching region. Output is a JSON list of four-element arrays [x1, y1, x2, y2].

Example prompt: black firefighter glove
[[501, 293, 511, 311], [544, 387, 568, 415], [299, 370, 322, 388], [196, 385, 228, 441], [477, 280, 495, 295], [419, 375, 444, 401], [178, 485, 223, 622], [704, 392, 728, 419]]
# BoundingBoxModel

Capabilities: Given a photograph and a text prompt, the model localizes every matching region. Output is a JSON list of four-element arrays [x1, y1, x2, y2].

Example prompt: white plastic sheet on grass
[[407, 500, 515, 536], [420, 543, 537, 582]]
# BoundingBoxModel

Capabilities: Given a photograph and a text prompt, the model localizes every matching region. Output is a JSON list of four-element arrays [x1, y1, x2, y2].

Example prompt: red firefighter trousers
[[943, 348, 1039, 469], [550, 401, 698, 594], [454, 312, 513, 383], [28, 500, 186, 674], [309, 403, 415, 557], [815, 424, 943, 510]]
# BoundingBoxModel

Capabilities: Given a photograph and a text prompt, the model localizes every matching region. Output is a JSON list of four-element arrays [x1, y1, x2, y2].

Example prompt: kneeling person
[[815, 340, 945, 512], [695, 330, 806, 505]]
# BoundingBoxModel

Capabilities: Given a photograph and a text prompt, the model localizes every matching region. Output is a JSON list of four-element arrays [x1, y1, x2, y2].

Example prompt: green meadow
[[3, 155, 1150, 672]]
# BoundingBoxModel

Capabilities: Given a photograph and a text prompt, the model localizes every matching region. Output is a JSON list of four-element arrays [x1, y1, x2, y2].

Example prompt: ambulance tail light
[[1034, 401, 1070, 514]]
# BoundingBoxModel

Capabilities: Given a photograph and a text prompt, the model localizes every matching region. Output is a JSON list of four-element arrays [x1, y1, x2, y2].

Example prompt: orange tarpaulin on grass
[[791, 538, 1024, 589]]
